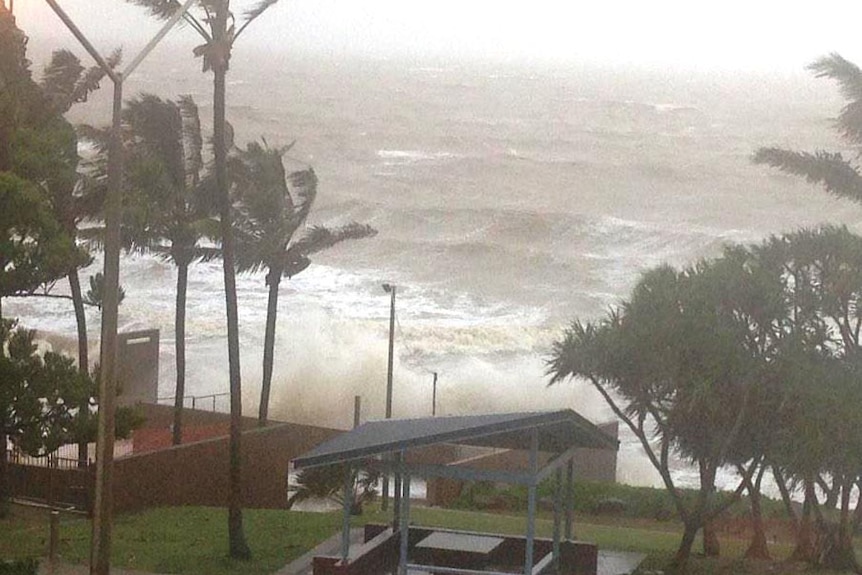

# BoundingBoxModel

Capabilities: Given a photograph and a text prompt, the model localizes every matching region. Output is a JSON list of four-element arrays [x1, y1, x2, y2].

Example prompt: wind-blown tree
[[0, 173, 77, 319], [754, 54, 862, 207], [548, 256, 779, 573], [127, 0, 282, 558], [228, 141, 376, 424], [1, 7, 116, 372], [89, 93, 215, 446], [36, 48, 119, 374], [753, 226, 862, 570], [0, 319, 90, 515]]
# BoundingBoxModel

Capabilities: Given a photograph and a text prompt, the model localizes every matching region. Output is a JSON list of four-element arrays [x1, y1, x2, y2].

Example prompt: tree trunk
[[212, 4, 250, 559], [172, 262, 188, 445], [744, 467, 771, 560], [0, 428, 8, 518], [823, 475, 859, 572], [792, 478, 816, 562], [702, 520, 720, 557], [670, 520, 699, 574], [69, 269, 90, 467], [258, 269, 281, 425], [69, 268, 89, 372], [773, 466, 798, 536]]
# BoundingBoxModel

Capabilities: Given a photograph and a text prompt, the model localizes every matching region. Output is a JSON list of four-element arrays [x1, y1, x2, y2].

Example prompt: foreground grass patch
[[3, 503, 859, 575], [2, 505, 343, 575]]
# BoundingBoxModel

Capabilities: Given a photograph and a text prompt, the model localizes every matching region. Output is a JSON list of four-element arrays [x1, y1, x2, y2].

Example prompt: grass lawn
[[2, 503, 860, 575]]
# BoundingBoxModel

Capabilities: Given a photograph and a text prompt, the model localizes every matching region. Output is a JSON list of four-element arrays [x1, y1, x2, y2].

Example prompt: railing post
[[49, 510, 60, 571]]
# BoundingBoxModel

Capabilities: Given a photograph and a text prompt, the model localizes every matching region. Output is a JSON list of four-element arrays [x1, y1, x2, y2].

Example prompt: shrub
[[0, 559, 39, 575]]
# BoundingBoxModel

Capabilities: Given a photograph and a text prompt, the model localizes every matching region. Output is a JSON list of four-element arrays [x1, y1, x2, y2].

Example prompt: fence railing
[[7, 449, 89, 470], [157, 392, 231, 412]]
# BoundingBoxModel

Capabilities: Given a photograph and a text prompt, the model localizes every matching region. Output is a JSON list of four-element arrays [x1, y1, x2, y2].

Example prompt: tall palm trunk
[[0, 428, 7, 517], [212, 2, 250, 559], [69, 268, 89, 371], [69, 268, 90, 466], [258, 268, 282, 425], [172, 261, 188, 445]]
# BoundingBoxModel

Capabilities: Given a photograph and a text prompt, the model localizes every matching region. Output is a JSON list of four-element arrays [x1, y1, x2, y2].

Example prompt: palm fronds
[[753, 148, 862, 203]]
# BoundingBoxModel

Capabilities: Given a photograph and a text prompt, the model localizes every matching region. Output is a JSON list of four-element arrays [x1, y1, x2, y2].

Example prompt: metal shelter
[[292, 409, 618, 575]]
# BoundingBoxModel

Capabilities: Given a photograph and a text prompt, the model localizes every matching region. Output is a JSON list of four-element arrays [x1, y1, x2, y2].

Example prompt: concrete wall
[[117, 330, 159, 406], [113, 419, 340, 513]]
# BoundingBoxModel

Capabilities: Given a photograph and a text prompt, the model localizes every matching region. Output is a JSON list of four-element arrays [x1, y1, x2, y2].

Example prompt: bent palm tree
[[120, 94, 215, 446], [754, 53, 862, 204], [83, 94, 216, 446], [127, 0, 282, 559], [229, 141, 376, 424]]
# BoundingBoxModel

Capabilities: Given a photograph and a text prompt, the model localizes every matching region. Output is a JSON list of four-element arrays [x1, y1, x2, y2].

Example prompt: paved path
[[274, 527, 364, 575], [36, 534, 644, 575]]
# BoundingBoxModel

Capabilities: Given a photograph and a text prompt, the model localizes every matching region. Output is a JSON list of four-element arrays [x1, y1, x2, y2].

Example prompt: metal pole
[[41, 4, 194, 574], [525, 428, 538, 574], [385, 284, 396, 417], [90, 75, 123, 575], [353, 395, 361, 428], [553, 467, 562, 571], [382, 283, 396, 511], [341, 466, 352, 564], [565, 460, 575, 540], [398, 467, 411, 575], [49, 510, 59, 570], [431, 372, 437, 416]]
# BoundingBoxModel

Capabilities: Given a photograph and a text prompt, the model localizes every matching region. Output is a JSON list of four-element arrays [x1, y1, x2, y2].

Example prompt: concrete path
[[274, 527, 364, 575], [35, 534, 644, 575]]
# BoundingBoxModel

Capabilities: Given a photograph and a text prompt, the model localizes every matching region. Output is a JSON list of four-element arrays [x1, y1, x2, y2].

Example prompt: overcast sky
[[12, 0, 862, 72]]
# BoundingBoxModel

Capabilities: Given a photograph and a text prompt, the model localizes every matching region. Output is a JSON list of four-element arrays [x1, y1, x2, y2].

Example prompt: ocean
[[9, 41, 862, 487]]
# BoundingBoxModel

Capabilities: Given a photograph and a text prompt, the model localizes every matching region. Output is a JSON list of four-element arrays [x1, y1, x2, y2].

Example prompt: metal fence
[[157, 392, 231, 412]]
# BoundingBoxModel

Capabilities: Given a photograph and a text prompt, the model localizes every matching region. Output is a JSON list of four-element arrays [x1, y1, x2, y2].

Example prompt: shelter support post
[[565, 460, 574, 540], [341, 466, 352, 564], [525, 428, 539, 574], [393, 451, 403, 531], [553, 467, 563, 572], [399, 467, 411, 575]]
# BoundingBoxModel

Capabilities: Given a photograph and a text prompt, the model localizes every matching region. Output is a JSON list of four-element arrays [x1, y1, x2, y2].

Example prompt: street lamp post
[[432, 372, 438, 416], [381, 283, 396, 511]]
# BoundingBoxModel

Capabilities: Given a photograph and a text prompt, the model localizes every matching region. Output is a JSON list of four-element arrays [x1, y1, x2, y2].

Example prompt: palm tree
[[753, 53, 862, 204], [119, 94, 215, 446], [127, 0, 281, 558], [229, 141, 376, 424]]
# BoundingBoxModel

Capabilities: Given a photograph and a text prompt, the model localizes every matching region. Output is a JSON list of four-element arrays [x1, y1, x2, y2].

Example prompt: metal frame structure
[[293, 409, 618, 575]]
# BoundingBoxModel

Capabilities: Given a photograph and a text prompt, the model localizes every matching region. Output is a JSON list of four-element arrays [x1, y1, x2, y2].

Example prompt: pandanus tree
[[228, 141, 376, 424], [127, 0, 283, 558], [754, 53, 862, 570], [547, 257, 776, 573]]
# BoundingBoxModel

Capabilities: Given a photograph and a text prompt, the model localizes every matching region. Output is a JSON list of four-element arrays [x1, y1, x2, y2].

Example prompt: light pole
[[43, 2, 194, 572], [383, 283, 396, 419], [432, 372, 438, 416], [381, 283, 396, 511]]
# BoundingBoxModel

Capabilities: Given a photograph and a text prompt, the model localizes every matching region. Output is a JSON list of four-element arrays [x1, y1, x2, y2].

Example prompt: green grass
[[3, 503, 860, 575], [2, 505, 344, 575]]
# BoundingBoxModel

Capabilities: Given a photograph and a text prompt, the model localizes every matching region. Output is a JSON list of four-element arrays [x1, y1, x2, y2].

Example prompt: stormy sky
[[13, 0, 862, 72]]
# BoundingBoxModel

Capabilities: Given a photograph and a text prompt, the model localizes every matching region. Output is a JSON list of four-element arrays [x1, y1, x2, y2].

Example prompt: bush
[[0, 559, 39, 575], [448, 479, 785, 523]]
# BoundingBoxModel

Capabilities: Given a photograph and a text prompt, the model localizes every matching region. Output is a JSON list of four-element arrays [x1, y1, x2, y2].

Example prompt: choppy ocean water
[[10, 45, 862, 486]]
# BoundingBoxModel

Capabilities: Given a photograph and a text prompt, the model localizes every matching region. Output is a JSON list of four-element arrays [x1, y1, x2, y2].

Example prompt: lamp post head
[[382, 283, 394, 293]]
